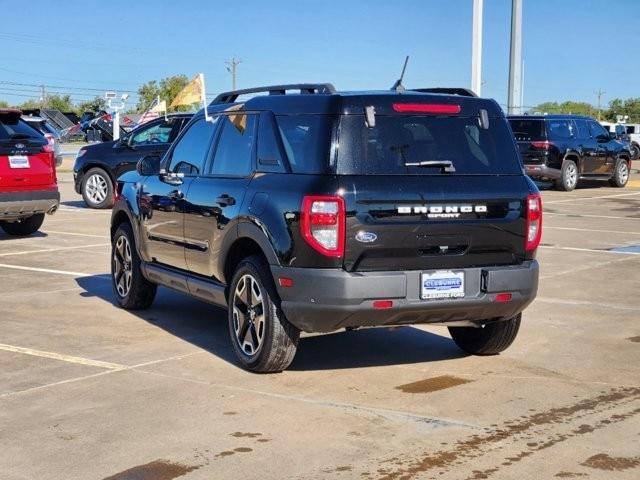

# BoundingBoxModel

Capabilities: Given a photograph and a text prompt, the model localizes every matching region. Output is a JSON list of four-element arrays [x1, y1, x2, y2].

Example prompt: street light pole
[[507, 0, 523, 114], [471, 0, 483, 96]]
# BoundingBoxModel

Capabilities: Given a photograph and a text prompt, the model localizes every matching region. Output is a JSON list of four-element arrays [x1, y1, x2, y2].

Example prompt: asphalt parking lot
[[1, 171, 639, 480]]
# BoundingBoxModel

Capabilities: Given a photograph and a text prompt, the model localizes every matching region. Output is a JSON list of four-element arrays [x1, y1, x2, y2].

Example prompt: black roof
[[203, 84, 503, 117]]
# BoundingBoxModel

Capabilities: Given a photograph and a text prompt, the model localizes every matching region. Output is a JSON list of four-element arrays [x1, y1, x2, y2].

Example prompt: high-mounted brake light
[[300, 195, 345, 257], [531, 141, 553, 150], [525, 193, 542, 252], [392, 103, 461, 114]]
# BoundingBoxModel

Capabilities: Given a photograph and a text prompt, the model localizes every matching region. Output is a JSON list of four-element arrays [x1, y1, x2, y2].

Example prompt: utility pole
[[595, 88, 605, 120], [225, 57, 241, 91], [471, 0, 484, 96], [40, 84, 46, 108], [507, 0, 523, 114]]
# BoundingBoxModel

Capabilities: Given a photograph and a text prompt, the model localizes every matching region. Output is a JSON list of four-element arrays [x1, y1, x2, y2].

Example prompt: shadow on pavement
[[0, 230, 47, 240], [76, 274, 465, 371], [60, 200, 91, 209]]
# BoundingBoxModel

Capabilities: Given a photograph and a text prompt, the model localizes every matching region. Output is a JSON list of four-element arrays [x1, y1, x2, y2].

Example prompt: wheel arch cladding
[[111, 210, 132, 239], [223, 237, 271, 287]]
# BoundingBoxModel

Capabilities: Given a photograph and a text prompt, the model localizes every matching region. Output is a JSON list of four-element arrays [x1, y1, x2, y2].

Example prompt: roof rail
[[211, 83, 336, 104], [412, 88, 478, 97]]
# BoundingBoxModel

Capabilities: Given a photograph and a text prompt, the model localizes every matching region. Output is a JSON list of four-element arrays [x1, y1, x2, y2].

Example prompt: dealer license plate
[[9, 155, 30, 169], [421, 270, 465, 300]]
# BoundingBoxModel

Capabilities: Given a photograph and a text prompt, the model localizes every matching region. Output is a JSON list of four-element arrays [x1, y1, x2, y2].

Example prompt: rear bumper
[[524, 163, 561, 180], [271, 261, 539, 333], [0, 189, 60, 219]]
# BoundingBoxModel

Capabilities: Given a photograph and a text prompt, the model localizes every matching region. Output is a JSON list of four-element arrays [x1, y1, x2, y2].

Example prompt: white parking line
[[0, 243, 109, 257], [0, 263, 108, 278], [545, 191, 640, 204], [544, 212, 640, 220], [0, 343, 126, 370], [545, 226, 640, 235], [539, 245, 640, 255], [0, 351, 205, 399], [44, 230, 109, 239]]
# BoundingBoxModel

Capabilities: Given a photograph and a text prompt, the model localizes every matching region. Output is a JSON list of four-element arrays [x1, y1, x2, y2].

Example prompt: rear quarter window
[[275, 115, 333, 174]]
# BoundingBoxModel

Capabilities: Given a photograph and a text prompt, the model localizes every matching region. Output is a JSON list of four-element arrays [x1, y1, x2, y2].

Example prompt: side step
[[142, 263, 227, 307]]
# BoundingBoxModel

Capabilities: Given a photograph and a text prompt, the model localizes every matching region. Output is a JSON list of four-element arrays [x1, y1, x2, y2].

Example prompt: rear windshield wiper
[[404, 160, 456, 173], [9, 133, 31, 140]]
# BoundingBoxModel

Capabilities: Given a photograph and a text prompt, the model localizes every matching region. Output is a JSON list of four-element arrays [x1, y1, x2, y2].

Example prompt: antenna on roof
[[391, 56, 409, 92]]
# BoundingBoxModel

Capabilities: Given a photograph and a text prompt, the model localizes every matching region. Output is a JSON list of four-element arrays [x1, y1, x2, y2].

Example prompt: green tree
[[136, 74, 191, 112], [18, 99, 41, 110], [531, 101, 595, 117], [606, 97, 640, 123], [46, 94, 74, 112], [76, 96, 107, 114], [0, 100, 9, 108]]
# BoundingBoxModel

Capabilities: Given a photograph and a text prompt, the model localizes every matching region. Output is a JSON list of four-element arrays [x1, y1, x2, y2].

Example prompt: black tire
[[609, 158, 630, 188], [448, 314, 521, 355], [111, 223, 157, 310], [555, 159, 578, 191], [228, 255, 299, 373], [81, 167, 114, 209], [0, 214, 45, 236], [630, 143, 639, 161]]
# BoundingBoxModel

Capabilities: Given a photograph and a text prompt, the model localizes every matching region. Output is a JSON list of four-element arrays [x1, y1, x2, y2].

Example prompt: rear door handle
[[216, 194, 236, 206], [169, 190, 184, 200]]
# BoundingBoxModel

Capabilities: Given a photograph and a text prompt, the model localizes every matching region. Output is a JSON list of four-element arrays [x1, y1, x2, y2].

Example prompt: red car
[[0, 109, 59, 236]]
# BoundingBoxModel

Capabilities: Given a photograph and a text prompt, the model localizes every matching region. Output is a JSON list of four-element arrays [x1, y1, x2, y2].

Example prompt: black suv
[[508, 115, 631, 191], [73, 113, 192, 208], [110, 84, 540, 372]]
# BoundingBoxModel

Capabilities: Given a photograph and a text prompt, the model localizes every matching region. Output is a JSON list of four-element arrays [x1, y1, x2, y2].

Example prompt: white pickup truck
[[601, 121, 640, 159]]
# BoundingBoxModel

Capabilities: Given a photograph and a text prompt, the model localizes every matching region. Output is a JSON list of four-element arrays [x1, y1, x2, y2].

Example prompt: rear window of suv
[[508, 119, 545, 141], [337, 115, 522, 175], [0, 113, 44, 141]]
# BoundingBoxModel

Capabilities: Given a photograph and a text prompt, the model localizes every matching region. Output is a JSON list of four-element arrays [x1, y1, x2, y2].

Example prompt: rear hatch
[[0, 110, 55, 191], [335, 102, 531, 272], [508, 117, 548, 165]]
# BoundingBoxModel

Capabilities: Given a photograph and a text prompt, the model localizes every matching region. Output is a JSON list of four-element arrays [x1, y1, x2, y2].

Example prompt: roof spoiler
[[211, 83, 336, 104], [412, 88, 478, 97]]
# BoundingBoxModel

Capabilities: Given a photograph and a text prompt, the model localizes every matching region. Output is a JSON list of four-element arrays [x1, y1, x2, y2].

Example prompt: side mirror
[[136, 155, 161, 176], [609, 132, 617, 140]]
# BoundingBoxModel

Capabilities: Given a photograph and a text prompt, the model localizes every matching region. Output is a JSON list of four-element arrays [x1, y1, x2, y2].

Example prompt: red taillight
[[392, 103, 461, 114], [525, 193, 542, 251], [42, 134, 54, 153], [300, 195, 345, 258], [531, 141, 553, 150], [278, 277, 294, 288]]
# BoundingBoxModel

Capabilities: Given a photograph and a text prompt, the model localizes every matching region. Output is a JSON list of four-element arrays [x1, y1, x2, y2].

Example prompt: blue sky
[[1, 0, 637, 109]]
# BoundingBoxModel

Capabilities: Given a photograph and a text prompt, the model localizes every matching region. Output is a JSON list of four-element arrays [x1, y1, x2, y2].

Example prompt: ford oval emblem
[[355, 231, 377, 243], [15, 143, 25, 149]]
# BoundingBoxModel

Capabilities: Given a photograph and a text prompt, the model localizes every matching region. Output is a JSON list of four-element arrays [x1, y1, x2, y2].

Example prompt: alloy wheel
[[232, 274, 266, 356], [113, 235, 133, 298], [618, 161, 629, 184], [565, 163, 577, 189], [86, 173, 108, 204]]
